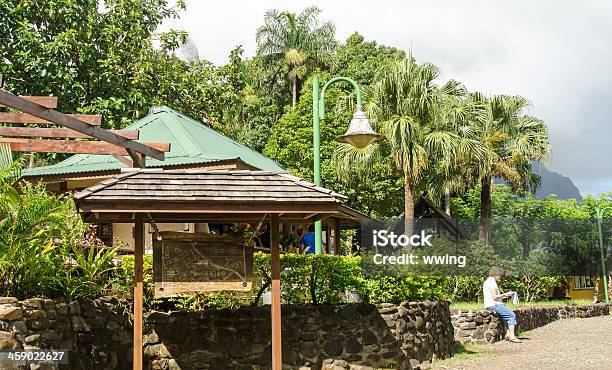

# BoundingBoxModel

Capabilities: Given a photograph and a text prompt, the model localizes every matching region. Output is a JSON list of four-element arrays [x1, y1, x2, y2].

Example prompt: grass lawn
[[450, 299, 593, 311], [430, 342, 491, 369]]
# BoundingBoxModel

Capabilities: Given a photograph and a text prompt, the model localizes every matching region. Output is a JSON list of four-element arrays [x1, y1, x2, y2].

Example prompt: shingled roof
[[24, 106, 285, 178], [74, 169, 346, 213]]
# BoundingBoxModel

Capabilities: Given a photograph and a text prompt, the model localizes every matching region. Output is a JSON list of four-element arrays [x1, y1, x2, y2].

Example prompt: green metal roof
[[23, 106, 285, 177]]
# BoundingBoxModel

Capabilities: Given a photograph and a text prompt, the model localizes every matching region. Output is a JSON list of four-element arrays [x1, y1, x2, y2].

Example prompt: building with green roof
[[24, 106, 285, 187]]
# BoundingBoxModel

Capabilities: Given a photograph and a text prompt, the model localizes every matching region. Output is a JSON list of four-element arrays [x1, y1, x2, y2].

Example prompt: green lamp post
[[595, 206, 610, 304], [312, 76, 381, 254]]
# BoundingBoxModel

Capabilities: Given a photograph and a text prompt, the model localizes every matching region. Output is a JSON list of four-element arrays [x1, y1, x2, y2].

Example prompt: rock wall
[[144, 301, 454, 369], [0, 298, 456, 369], [452, 303, 611, 344], [0, 296, 134, 369]]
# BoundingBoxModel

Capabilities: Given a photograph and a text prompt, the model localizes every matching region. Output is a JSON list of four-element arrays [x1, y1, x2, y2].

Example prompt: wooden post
[[133, 214, 144, 370], [270, 213, 282, 369], [325, 222, 331, 255], [334, 218, 341, 256]]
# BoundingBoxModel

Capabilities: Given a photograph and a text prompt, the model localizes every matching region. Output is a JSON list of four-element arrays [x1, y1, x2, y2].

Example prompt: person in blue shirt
[[301, 225, 316, 254]]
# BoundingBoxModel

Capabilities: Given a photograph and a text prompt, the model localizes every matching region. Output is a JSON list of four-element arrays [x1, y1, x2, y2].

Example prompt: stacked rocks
[[0, 297, 460, 369], [558, 303, 610, 319], [451, 303, 612, 345], [0, 296, 132, 370], [451, 309, 505, 344]]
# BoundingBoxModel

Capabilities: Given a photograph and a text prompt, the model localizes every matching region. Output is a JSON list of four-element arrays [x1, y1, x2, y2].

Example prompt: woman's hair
[[489, 266, 504, 277]]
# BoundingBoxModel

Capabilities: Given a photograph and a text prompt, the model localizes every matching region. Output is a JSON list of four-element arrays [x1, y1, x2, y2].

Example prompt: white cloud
[[162, 0, 612, 195]]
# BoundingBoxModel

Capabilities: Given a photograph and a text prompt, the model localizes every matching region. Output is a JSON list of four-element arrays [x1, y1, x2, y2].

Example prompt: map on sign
[[153, 232, 253, 297]]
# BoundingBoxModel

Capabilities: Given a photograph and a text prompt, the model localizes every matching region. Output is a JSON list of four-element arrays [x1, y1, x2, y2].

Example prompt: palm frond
[[332, 142, 380, 184]]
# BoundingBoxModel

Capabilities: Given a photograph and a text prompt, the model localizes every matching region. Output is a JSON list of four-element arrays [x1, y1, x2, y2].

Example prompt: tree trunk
[[444, 188, 451, 216], [291, 77, 297, 110], [404, 174, 414, 236], [479, 176, 492, 245]]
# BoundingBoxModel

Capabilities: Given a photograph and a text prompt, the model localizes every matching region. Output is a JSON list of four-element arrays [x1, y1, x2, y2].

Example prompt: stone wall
[[144, 301, 454, 369], [0, 298, 456, 369], [0, 296, 134, 369], [452, 303, 611, 344]]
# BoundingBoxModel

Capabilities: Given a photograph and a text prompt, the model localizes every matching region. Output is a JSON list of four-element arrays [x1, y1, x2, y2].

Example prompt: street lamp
[[595, 206, 610, 304], [312, 76, 381, 254]]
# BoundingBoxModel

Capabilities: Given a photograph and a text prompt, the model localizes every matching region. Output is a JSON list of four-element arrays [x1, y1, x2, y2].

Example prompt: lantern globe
[[337, 107, 381, 149]]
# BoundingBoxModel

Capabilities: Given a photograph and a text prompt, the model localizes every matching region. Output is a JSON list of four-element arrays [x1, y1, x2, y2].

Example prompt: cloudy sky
[[161, 0, 612, 195]]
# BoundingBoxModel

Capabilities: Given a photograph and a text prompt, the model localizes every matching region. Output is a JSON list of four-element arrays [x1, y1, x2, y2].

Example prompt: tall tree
[[0, 0, 190, 126], [469, 93, 550, 244], [255, 6, 336, 109], [334, 56, 467, 233], [423, 96, 486, 215]]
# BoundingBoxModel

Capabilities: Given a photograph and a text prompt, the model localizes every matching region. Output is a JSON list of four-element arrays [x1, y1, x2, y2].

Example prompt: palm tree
[[469, 93, 550, 244], [424, 97, 487, 214], [255, 6, 336, 109], [334, 56, 467, 234]]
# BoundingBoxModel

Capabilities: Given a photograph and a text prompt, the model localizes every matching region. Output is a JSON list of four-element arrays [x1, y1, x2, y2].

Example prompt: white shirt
[[483, 276, 502, 308]]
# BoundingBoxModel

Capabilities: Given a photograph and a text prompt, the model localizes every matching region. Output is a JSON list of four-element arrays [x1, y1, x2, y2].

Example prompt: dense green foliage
[[1, 2, 552, 225], [448, 276, 563, 303], [253, 252, 365, 305], [0, 162, 118, 299], [452, 185, 611, 267], [114, 251, 563, 307]]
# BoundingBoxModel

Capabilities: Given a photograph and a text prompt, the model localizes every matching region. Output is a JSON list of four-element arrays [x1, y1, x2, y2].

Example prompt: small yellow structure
[[566, 275, 605, 302]]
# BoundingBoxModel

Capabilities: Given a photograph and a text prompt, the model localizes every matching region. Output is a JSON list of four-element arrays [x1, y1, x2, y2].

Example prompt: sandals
[[507, 337, 523, 343]]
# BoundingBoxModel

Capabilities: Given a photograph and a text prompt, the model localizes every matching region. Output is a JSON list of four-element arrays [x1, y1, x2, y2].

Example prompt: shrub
[[164, 291, 252, 310], [362, 276, 448, 304], [253, 252, 449, 305], [446, 275, 563, 303], [499, 276, 563, 302], [0, 178, 118, 299], [114, 252, 454, 308], [252, 252, 365, 305], [113, 254, 154, 304], [446, 276, 486, 302]]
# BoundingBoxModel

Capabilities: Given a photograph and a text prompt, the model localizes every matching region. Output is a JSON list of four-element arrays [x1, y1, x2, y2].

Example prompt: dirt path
[[432, 315, 612, 370]]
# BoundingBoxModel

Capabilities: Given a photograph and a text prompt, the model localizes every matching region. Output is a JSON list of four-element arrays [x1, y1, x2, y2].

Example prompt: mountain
[[494, 162, 582, 200], [532, 162, 582, 200]]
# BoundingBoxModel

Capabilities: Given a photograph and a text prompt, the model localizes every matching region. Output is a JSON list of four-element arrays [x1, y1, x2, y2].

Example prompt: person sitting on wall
[[301, 225, 316, 255], [483, 266, 522, 343]]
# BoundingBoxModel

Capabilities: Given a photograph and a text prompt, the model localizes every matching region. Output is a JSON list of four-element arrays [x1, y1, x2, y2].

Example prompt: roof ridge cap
[[165, 109, 203, 155]]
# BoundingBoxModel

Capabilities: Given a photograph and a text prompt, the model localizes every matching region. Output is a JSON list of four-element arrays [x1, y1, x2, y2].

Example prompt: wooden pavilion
[[73, 167, 362, 369], [20, 106, 361, 253]]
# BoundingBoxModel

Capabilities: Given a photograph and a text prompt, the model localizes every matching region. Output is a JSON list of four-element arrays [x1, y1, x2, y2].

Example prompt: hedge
[[114, 253, 563, 309]]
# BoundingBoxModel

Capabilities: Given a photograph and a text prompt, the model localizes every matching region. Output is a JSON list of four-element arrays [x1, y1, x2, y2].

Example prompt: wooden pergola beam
[[126, 149, 146, 168], [0, 127, 138, 139], [0, 138, 169, 155], [0, 90, 167, 161], [0, 96, 57, 108], [111, 154, 133, 167], [0, 112, 102, 125]]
